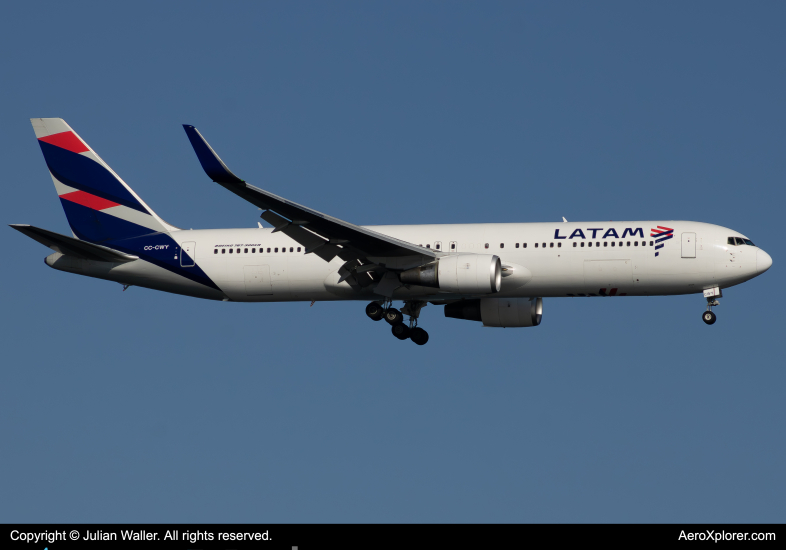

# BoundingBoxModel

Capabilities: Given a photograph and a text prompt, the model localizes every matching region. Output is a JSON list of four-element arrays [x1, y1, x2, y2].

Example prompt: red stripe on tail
[[38, 131, 89, 154], [60, 190, 120, 210]]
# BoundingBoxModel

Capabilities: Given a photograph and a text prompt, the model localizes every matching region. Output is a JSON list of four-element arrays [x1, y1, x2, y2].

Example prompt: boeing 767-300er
[[12, 118, 773, 345]]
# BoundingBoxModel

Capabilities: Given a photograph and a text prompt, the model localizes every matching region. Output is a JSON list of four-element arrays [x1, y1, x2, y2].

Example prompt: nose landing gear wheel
[[384, 308, 404, 325], [702, 311, 717, 325], [365, 302, 384, 321], [410, 327, 429, 345], [391, 323, 410, 340]]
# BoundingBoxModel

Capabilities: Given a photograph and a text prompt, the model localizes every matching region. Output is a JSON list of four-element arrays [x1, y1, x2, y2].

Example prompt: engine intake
[[400, 254, 501, 294], [445, 297, 543, 327]]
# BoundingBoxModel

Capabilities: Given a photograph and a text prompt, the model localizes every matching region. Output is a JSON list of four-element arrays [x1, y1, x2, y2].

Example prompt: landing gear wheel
[[391, 323, 410, 340], [365, 302, 384, 321], [702, 311, 717, 325], [384, 308, 404, 325], [410, 327, 429, 345]]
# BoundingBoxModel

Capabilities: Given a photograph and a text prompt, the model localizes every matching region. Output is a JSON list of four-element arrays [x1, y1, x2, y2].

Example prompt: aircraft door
[[180, 241, 196, 267], [244, 265, 273, 295], [449, 241, 458, 254], [681, 233, 696, 258]]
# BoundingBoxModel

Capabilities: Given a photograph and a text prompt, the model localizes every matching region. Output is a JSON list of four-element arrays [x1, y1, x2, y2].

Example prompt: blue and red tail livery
[[31, 118, 175, 244]]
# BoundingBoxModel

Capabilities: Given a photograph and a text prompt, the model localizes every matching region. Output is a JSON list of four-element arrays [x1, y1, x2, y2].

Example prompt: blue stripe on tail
[[39, 141, 148, 213], [60, 200, 157, 243]]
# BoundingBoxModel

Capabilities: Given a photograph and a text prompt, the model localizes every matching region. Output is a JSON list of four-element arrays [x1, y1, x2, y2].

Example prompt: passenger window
[[649, 241, 653, 246], [627, 241, 630, 246], [573, 242, 577, 247], [542, 243, 546, 248], [290, 247, 293, 252], [515, 243, 519, 248], [535, 243, 539, 248], [214, 249, 218, 254], [275, 248, 278, 253], [229, 249, 233, 254], [282, 247, 286, 253], [298, 247, 302, 252], [558, 242, 562, 248], [588, 242, 592, 247], [236, 248, 240, 253], [500, 243, 504, 248], [436, 244, 440, 250], [485, 243, 489, 249], [634, 241, 638, 246], [523, 243, 527, 248], [581, 242, 585, 248], [451, 243, 456, 250], [604, 241, 608, 247], [550, 243, 554, 248], [426, 244, 430, 248], [611, 241, 615, 247], [244, 248, 248, 253], [267, 248, 271, 253], [252, 248, 256, 253]]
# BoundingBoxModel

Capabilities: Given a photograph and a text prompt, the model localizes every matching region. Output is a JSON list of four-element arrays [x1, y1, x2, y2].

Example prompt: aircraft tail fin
[[31, 118, 178, 246]]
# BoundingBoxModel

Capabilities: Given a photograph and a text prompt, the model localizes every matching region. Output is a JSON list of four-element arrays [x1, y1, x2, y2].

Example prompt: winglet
[[182, 125, 245, 185]]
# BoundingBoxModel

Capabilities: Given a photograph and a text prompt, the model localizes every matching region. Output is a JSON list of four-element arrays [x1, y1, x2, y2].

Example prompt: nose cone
[[757, 249, 773, 274]]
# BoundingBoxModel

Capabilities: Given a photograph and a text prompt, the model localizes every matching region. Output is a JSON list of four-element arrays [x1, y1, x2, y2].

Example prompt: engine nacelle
[[400, 254, 501, 294], [444, 297, 543, 327]]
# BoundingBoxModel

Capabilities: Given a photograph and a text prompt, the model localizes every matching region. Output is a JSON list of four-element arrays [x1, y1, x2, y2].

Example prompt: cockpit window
[[729, 236, 756, 246]]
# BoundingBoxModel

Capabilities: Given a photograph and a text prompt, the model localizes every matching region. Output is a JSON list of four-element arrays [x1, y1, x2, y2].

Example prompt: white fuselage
[[45, 220, 770, 303]]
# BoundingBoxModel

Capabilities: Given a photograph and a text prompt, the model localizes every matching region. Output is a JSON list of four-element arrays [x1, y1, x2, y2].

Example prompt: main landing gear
[[365, 300, 430, 345]]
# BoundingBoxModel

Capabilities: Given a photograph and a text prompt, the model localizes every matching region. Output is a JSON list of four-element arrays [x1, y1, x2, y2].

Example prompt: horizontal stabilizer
[[182, 125, 245, 185], [10, 224, 138, 263]]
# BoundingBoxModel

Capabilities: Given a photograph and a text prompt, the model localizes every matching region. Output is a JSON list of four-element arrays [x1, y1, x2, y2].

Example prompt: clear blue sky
[[1, 1, 783, 522]]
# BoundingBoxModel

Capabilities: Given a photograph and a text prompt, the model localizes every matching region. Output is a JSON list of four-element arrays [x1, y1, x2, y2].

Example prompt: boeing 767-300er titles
[[12, 118, 773, 345]]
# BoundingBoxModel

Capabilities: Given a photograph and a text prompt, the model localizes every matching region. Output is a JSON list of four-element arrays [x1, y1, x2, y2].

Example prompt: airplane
[[12, 118, 773, 345]]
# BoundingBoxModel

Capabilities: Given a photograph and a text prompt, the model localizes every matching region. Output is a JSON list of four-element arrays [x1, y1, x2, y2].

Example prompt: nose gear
[[702, 296, 720, 325]]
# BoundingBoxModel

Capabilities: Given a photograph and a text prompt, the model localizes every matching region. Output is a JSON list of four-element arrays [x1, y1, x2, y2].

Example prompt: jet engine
[[444, 297, 543, 327], [399, 254, 501, 294]]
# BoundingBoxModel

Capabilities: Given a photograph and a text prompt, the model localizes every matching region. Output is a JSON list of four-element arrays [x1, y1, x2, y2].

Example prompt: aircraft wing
[[10, 224, 139, 262], [182, 125, 437, 268]]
